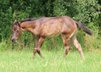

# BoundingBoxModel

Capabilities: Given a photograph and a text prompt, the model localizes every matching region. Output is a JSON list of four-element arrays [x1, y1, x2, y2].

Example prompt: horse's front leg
[[33, 36, 45, 58], [61, 34, 71, 57]]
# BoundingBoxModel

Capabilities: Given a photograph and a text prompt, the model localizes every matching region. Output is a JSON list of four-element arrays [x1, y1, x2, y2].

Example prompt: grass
[[0, 48, 101, 72]]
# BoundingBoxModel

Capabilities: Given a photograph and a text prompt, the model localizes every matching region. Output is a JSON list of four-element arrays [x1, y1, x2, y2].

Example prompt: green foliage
[[54, 0, 78, 16], [84, 23, 101, 49], [0, 41, 7, 51]]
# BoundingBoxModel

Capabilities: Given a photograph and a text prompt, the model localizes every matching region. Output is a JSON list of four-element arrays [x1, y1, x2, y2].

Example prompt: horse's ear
[[17, 22, 21, 27], [14, 20, 20, 27], [14, 20, 17, 23]]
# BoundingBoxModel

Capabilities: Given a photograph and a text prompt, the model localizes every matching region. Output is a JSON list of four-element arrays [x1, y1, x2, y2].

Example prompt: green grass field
[[0, 49, 101, 72]]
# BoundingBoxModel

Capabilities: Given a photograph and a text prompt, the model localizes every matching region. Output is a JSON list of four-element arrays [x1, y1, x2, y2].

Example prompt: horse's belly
[[45, 30, 60, 37]]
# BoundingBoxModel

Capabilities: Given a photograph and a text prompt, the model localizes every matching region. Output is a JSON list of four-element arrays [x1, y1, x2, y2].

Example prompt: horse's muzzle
[[12, 39, 16, 43]]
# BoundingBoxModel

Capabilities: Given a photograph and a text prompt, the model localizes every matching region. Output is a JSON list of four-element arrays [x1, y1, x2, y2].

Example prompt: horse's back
[[35, 16, 77, 37], [39, 17, 63, 36]]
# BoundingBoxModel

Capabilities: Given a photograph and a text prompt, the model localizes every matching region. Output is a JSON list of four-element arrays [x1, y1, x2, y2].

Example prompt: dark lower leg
[[33, 37, 45, 58], [64, 46, 70, 57], [34, 48, 43, 58], [61, 34, 70, 57]]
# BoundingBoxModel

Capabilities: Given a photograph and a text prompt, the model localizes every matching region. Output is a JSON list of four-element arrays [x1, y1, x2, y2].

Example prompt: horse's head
[[11, 21, 22, 42]]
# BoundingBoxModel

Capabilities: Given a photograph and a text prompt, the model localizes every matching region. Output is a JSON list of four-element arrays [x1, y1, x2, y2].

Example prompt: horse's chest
[[27, 27, 40, 35]]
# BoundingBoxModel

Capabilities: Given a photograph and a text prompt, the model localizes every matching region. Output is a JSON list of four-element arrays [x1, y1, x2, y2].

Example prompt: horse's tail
[[76, 21, 93, 35]]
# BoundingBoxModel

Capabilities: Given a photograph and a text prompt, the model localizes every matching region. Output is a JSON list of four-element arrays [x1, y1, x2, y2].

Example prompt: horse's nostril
[[12, 39, 15, 42]]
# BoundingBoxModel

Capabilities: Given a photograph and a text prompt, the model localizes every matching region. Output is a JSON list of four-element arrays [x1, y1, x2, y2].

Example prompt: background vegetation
[[0, 0, 101, 50]]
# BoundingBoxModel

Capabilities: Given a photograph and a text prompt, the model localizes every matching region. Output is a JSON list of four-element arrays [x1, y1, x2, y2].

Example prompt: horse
[[11, 16, 92, 59]]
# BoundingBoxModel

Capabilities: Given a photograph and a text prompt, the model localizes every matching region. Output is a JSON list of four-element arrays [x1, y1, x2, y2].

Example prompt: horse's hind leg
[[61, 34, 71, 57], [33, 37, 45, 58], [73, 37, 84, 59]]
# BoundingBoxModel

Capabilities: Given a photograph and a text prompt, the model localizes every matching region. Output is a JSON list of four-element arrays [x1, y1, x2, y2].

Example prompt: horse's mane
[[13, 18, 36, 25], [20, 18, 36, 23]]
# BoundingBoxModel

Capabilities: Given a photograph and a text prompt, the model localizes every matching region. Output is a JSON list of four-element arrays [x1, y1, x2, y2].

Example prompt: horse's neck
[[20, 21, 37, 35], [20, 21, 35, 29], [20, 21, 41, 35]]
